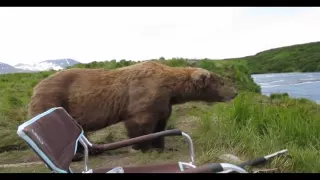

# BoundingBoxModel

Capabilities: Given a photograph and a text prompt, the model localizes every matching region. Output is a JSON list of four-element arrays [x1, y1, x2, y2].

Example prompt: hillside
[[0, 59, 319, 173], [225, 41, 320, 74], [2, 41, 320, 75]]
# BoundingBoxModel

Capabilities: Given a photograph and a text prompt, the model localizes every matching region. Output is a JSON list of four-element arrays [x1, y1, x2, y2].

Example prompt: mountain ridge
[[0, 59, 80, 74], [1, 41, 320, 75]]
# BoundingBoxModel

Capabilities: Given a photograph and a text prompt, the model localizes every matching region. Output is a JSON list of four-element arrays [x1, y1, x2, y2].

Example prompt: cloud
[[0, 7, 319, 65], [227, 7, 320, 55]]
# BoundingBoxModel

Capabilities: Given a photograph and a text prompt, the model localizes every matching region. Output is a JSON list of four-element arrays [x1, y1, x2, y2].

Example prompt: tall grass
[[191, 92, 320, 172]]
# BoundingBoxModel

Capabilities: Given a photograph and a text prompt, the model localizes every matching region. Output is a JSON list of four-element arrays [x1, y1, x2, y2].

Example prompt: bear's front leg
[[124, 113, 158, 152], [150, 117, 168, 151], [150, 105, 172, 151]]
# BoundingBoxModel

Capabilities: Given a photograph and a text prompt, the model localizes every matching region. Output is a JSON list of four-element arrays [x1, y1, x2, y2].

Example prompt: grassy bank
[[221, 41, 320, 74], [0, 59, 319, 173]]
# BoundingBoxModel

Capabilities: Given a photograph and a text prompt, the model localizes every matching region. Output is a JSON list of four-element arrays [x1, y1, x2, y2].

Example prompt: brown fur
[[28, 61, 238, 158]]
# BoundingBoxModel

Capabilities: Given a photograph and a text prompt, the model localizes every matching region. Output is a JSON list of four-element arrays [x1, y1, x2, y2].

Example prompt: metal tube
[[179, 162, 197, 171], [219, 149, 289, 173], [218, 169, 235, 173], [182, 132, 195, 165], [81, 135, 93, 147], [264, 149, 288, 159], [219, 163, 248, 173], [79, 138, 89, 172]]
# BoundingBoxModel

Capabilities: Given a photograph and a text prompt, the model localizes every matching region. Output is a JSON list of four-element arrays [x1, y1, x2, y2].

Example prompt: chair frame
[[18, 107, 269, 173], [17, 107, 199, 173], [77, 129, 197, 173]]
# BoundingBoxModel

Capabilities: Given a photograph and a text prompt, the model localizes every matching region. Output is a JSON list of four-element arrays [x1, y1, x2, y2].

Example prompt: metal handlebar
[[181, 149, 288, 173], [219, 163, 248, 173], [219, 149, 289, 173]]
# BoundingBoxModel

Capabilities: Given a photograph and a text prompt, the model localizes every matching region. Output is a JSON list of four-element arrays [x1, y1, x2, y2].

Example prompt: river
[[251, 72, 320, 104]]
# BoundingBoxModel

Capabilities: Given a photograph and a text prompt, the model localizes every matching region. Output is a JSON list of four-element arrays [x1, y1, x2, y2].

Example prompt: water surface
[[252, 72, 320, 103]]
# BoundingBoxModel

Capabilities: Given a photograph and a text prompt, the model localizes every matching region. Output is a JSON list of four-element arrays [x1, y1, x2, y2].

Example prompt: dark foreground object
[[16, 107, 288, 173]]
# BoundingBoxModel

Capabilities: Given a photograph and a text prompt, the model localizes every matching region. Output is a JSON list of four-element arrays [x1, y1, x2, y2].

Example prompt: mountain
[[14, 59, 80, 72], [0, 62, 32, 74]]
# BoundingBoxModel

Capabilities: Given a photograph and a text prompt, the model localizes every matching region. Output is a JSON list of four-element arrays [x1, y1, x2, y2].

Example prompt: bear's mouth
[[205, 102, 216, 106], [223, 97, 235, 102], [222, 93, 238, 102]]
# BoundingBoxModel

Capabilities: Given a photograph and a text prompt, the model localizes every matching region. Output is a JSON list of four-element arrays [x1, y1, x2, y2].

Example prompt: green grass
[[191, 92, 320, 173], [0, 59, 319, 173], [0, 71, 54, 152]]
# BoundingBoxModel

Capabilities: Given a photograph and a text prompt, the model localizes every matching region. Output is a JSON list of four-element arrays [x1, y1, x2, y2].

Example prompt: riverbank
[[0, 59, 319, 173]]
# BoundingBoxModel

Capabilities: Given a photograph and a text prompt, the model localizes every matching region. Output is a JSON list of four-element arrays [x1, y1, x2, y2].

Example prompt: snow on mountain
[[0, 59, 80, 74], [14, 62, 63, 71], [14, 59, 80, 71]]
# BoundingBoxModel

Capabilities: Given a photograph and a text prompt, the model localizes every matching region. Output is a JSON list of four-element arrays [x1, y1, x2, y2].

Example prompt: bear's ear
[[191, 69, 211, 87]]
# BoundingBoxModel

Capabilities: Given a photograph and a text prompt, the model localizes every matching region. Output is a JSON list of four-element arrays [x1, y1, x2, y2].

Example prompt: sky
[[0, 7, 319, 66]]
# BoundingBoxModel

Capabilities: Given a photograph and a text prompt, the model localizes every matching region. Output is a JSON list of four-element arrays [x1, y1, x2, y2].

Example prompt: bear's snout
[[231, 88, 238, 98], [220, 86, 238, 102]]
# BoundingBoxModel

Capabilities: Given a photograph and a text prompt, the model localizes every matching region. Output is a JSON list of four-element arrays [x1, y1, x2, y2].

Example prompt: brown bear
[[28, 61, 238, 160]]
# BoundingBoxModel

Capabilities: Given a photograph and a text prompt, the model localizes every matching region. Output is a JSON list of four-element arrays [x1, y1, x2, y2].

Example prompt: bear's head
[[191, 68, 238, 102]]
